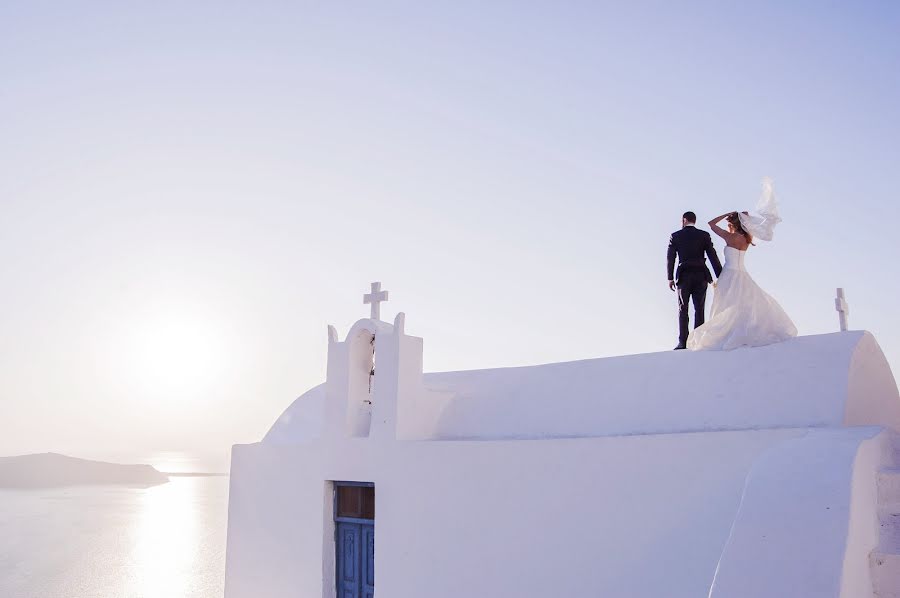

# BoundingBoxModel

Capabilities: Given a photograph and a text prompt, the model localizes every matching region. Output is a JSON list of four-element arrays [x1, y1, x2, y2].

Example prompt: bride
[[687, 179, 797, 351]]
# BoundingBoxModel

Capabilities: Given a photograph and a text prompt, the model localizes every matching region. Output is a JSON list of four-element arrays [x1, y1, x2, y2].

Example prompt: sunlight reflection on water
[[129, 479, 200, 598], [0, 476, 227, 598]]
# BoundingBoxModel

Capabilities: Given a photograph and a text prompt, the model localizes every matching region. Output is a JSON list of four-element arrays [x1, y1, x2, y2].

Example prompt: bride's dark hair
[[726, 212, 754, 245]]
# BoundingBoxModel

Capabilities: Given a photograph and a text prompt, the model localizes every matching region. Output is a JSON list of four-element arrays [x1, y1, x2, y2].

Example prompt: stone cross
[[363, 282, 389, 321], [835, 288, 849, 332]]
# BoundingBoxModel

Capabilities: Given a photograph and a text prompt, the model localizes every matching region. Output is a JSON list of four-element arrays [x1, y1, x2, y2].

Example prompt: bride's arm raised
[[708, 212, 733, 240]]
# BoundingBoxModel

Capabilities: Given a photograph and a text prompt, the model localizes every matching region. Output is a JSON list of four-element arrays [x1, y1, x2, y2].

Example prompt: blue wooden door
[[335, 482, 374, 597], [337, 522, 374, 598], [362, 524, 374, 598]]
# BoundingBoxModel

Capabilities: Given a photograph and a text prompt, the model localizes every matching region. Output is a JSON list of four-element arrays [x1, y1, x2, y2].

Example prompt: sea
[[0, 452, 230, 598]]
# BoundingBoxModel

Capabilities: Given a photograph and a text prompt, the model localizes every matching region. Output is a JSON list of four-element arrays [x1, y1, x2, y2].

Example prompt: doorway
[[334, 482, 374, 598]]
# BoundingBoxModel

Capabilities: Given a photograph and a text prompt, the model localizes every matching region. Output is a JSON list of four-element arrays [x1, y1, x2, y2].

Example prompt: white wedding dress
[[687, 246, 797, 351]]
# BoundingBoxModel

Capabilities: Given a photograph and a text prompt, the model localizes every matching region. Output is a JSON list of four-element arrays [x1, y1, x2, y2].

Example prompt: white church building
[[224, 283, 900, 598]]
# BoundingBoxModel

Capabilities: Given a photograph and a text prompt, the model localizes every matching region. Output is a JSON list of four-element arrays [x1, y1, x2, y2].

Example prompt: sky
[[1, 1, 898, 459]]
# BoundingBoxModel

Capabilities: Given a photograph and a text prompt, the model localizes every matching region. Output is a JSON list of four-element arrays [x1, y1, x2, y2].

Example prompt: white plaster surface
[[264, 384, 324, 444], [267, 331, 899, 444], [226, 429, 806, 598], [427, 331, 899, 439], [228, 325, 900, 598], [708, 427, 892, 598]]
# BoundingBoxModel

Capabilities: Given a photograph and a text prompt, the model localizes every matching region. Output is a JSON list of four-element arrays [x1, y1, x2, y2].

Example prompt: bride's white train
[[687, 246, 797, 350], [688, 178, 797, 351]]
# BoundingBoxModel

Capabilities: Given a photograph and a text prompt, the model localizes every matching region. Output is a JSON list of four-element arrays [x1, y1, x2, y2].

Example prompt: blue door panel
[[337, 523, 361, 598], [342, 526, 357, 581], [337, 521, 374, 597], [362, 525, 375, 597]]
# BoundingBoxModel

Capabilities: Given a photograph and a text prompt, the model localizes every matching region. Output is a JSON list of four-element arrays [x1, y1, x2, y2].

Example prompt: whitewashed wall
[[708, 427, 893, 598], [229, 329, 900, 598], [226, 429, 810, 598]]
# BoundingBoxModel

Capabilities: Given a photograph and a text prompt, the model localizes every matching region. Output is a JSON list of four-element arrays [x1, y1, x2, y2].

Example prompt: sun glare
[[121, 308, 229, 400]]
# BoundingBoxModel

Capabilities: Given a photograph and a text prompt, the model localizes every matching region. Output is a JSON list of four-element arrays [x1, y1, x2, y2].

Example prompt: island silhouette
[[0, 453, 169, 488]]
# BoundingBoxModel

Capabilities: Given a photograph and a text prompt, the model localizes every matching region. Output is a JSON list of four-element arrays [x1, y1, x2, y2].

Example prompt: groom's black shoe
[[673, 344, 687, 350]]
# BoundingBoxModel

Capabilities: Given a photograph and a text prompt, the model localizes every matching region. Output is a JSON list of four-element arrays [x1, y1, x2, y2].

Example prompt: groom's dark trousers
[[667, 225, 723, 346], [677, 272, 709, 345]]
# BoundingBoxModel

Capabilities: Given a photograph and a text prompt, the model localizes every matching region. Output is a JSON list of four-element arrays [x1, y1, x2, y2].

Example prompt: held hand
[[668, 280, 676, 291]]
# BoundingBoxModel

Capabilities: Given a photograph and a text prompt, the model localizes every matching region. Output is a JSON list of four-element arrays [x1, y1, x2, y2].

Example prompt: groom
[[667, 211, 723, 350]]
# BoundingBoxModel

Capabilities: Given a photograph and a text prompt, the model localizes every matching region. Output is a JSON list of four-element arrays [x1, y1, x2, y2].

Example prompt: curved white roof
[[264, 331, 900, 444]]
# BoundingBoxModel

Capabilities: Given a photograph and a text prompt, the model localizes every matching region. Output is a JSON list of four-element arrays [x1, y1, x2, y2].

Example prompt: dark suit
[[667, 225, 723, 346]]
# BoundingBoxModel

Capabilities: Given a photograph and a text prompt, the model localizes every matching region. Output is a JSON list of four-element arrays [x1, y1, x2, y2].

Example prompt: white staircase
[[872, 450, 900, 598]]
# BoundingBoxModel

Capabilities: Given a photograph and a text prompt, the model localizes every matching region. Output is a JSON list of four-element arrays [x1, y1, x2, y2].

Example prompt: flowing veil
[[738, 177, 782, 241]]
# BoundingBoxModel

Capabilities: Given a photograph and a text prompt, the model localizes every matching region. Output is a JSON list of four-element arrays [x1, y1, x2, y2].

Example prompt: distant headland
[[0, 453, 170, 489]]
